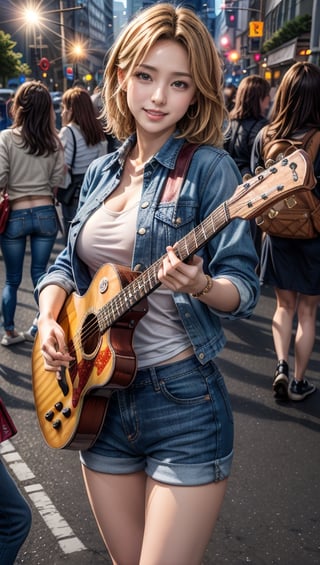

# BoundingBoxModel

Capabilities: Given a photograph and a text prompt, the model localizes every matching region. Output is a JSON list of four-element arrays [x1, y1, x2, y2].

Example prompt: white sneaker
[[23, 327, 37, 342], [1, 332, 25, 346]]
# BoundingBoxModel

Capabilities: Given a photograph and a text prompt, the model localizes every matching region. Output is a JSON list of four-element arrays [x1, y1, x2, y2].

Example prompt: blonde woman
[[36, 5, 259, 563]]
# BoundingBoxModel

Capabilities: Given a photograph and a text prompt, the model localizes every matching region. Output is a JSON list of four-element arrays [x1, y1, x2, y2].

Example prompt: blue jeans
[[0, 458, 32, 564], [81, 355, 234, 485], [0, 205, 58, 331]]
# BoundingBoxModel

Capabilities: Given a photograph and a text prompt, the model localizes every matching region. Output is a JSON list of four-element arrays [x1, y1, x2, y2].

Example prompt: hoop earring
[[187, 104, 198, 119]]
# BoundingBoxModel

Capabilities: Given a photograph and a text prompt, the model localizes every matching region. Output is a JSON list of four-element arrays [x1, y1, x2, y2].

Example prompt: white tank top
[[77, 202, 191, 368]]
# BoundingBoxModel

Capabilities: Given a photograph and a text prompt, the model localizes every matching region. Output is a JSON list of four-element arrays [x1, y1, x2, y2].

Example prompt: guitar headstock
[[228, 149, 317, 221]]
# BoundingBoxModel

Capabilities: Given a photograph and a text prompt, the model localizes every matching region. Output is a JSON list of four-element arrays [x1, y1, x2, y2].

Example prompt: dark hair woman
[[0, 80, 65, 346], [224, 74, 271, 179]]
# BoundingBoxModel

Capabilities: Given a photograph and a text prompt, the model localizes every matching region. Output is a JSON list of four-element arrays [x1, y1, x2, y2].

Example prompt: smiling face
[[118, 39, 196, 146]]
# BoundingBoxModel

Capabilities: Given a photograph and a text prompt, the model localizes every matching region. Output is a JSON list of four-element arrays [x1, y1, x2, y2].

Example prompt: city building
[[0, 0, 114, 91], [0, 1, 318, 92], [219, 0, 317, 87]]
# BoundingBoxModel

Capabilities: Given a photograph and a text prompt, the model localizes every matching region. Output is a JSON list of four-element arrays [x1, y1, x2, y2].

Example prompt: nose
[[151, 86, 166, 105]]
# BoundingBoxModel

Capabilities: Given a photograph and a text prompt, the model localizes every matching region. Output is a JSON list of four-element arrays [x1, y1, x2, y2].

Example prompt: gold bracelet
[[191, 274, 213, 298]]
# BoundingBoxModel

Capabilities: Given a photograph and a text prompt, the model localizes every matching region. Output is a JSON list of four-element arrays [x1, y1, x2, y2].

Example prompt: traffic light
[[226, 9, 237, 29], [220, 34, 231, 51], [228, 50, 240, 63], [248, 37, 261, 53]]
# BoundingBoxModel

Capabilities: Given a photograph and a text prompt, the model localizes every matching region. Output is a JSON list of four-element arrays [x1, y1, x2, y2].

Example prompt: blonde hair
[[101, 3, 225, 146]]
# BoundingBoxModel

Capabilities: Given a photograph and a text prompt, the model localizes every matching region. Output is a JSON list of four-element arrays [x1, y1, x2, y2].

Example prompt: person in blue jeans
[[0, 81, 65, 346], [0, 457, 32, 564]]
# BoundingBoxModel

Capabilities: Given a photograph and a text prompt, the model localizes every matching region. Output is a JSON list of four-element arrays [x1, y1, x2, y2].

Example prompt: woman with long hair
[[0, 80, 65, 346], [252, 62, 320, 401], [224, 74, 270, 179], [58, 87, 107, 239]]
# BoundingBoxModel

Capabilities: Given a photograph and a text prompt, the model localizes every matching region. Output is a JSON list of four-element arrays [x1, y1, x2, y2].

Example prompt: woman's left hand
[[158, 245, 209, 295]]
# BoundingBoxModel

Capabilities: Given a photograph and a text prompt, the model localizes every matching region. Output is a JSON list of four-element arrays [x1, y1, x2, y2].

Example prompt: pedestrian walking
[[251, 62, 320, 401], [0, 81, 65, 346], [35, 4, 259, 564], [224, 75, 270, 180], [224, 75, 271, 256], [0, 457, 32, 564], [57, 87, 107, 240]]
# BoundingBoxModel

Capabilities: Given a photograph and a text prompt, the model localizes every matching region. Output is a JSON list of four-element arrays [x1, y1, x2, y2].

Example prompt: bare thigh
[[140, 476, 228, 565], [82, 466, 147, 565], [82, 464, 227, 565]]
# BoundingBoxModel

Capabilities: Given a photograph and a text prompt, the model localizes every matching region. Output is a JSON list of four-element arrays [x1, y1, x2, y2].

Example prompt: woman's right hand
[[37, 315, 74, 378]]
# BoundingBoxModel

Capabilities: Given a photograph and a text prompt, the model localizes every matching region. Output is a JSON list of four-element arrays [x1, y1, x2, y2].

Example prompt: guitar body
[[32, 263, 148, 450]]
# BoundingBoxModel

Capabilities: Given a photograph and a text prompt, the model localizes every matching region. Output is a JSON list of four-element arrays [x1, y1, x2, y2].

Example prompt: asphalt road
[[1, 235, 319, 565]]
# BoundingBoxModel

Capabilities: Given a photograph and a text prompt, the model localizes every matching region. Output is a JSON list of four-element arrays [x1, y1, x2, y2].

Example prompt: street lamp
[[23, 7, 44, 77], [23, 8, 41, 26], [71, 42, 86, 81], [22, 2, 84, 90]]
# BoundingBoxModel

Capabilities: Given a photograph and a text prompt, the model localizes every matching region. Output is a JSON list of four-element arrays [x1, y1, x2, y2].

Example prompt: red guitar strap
[[160, 143, 199, 203]]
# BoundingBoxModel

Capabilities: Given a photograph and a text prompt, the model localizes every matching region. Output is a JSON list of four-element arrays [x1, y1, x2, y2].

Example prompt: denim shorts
[[80, 356, 234, 486]]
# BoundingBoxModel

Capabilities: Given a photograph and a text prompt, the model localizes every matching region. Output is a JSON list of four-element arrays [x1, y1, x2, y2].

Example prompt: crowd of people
[[0, 3, 319, 562]]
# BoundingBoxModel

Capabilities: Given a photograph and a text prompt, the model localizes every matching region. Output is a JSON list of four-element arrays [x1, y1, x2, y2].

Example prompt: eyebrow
[[137, 62, 192, 79]]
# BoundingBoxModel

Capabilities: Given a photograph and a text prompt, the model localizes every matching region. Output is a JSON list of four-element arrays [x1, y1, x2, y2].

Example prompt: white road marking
[[0, 440, 87, 554]]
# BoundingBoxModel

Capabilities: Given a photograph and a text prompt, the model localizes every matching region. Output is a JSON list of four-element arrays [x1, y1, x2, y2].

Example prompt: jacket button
[[138, 227, 146, 235], [199, 352, 205, 360], [141, 201, 149, 208]]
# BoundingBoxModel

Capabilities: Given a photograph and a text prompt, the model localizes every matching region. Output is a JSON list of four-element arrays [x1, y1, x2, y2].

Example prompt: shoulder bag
[[0, 398, 17, 443], [0, 189, 10, 234]]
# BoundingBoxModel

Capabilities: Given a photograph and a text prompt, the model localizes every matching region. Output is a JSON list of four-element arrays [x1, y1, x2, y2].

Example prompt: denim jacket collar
[[106, 132, 186, 175]]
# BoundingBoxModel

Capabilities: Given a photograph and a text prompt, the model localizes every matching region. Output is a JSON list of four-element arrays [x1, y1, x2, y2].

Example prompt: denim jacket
[[36, 134, 260, 364]]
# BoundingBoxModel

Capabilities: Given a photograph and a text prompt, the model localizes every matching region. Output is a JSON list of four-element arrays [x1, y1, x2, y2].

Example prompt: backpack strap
[[160, 143, 199, 203], [66, 126, 77, 174], [301, 128, 320, 163], [262, 128, 320, 165]]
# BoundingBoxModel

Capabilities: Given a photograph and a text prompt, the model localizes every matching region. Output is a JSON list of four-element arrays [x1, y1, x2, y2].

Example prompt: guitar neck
[[99, 201, 228, 331], [98, 148, 314, 332]]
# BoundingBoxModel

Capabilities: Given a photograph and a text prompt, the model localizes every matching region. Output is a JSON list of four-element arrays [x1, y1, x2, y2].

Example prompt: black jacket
[[224, 117, 268, 178]]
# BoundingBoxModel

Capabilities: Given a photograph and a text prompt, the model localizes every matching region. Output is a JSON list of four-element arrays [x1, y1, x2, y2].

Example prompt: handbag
[[57, 127, 83, 206], [0, 397, 17, 443], [0, 189, 10, 234]]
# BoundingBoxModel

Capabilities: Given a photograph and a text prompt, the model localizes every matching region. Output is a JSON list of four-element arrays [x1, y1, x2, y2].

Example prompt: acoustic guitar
[[32, 149, 316, 450]]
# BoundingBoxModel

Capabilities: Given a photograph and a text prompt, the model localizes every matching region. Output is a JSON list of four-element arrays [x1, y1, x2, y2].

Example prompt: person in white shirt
[[58, 87, 107, 240]]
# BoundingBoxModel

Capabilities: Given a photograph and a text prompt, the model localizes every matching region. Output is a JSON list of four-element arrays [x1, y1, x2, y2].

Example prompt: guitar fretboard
[[97, 201, 229, 332]]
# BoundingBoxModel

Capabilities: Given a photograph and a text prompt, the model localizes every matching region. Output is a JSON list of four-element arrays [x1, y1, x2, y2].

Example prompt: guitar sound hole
[[81, 313, 101, 356]]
